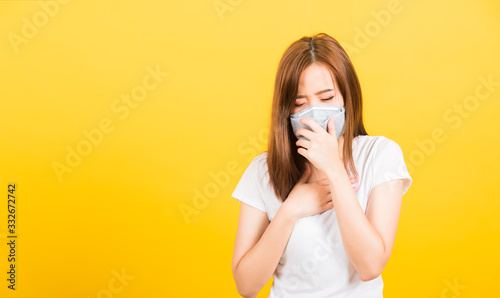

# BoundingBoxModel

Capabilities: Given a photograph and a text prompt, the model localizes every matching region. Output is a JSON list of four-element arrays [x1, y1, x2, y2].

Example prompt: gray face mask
[[289, 104, 345, 141]]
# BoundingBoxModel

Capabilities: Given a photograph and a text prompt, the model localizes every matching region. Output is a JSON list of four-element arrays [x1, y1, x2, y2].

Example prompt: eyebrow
[[296, 88, 334, 99]]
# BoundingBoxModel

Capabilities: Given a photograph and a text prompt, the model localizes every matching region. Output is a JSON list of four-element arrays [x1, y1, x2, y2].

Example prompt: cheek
[[334, 96, 344, 107], [292, 105, 306, 114]]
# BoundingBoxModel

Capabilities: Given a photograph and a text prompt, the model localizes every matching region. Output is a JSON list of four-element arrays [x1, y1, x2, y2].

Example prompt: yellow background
[[0, 0, 499, 297]]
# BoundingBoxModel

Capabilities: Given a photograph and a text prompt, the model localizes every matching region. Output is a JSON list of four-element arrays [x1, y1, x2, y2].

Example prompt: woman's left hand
[[295, 116, 343, 176]]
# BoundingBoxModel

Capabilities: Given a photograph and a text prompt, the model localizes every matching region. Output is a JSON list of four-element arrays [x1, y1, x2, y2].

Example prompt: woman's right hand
[[282, 163, 334, 221]]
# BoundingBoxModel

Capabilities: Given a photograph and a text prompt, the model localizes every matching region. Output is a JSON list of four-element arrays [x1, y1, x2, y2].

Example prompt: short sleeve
[[371, 138, 413, 196], [231, 153, 268, 213]]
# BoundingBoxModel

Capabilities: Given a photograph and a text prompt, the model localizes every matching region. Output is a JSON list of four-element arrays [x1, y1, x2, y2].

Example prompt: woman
[[231, 32, 412, 297]]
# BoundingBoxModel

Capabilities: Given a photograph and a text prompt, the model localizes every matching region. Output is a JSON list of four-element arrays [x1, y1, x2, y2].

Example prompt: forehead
[[297, 63, 335, 91]]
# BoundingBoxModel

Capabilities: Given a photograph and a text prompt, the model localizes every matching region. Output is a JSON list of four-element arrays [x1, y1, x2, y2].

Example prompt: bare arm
[[325, 166, 404, 281], [231, 202, 296, 298]]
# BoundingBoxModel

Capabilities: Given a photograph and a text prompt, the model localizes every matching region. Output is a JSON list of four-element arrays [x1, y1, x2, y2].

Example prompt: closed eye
[[295, 96, 334, 107]]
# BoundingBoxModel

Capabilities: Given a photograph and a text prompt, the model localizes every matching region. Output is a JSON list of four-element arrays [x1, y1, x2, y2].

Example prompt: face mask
[[289, 104, 346, 141]]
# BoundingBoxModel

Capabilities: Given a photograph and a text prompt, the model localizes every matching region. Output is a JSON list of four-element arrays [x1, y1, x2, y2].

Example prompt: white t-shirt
[[231, 135, 412, 298]]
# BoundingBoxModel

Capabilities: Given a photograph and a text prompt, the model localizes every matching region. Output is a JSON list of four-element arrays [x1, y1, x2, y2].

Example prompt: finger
[[324, 200, 334, 210], [297, 147, 308, 159], [318, 187, 331, 197], [327, 116, 337, 137], [299, 118, 323, 133], [323, 187, 332, 197], [295, 138, 309, 149], [296, 127, 315, 140]]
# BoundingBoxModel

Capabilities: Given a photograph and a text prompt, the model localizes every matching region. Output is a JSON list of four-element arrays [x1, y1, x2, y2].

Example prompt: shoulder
[[232, 152, 270, 213], [252, 151, 268, 165], [243, 151, 269, 180], [353, 135, 406, 166], [354, 135, 402, 153], [360, 136, 412, 195], [248, 151, 268, 170]]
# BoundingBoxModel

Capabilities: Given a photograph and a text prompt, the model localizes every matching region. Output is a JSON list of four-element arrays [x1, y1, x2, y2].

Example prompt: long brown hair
[[267, 32, 368, 202]]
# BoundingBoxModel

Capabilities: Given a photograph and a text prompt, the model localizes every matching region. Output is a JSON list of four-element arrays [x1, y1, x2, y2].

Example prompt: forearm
[[233, 204, 297, 297], [326, 167, 385, 280]]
